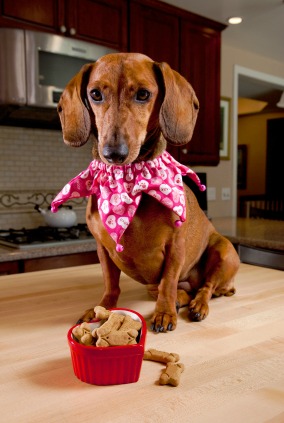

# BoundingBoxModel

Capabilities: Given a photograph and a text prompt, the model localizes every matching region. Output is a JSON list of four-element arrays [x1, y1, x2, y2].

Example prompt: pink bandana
[[51, 151, 206, 252]]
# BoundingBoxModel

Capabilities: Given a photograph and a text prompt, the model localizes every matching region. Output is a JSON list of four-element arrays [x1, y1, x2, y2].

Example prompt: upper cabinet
[[64, 0, 127, 50], [179, 20, 224, 165], [0, 0, 128, 50], [129, 0, 226, 166], [0, 0, 225, 165], [129, 2, 179, 70], [0, 0, 61, 30]]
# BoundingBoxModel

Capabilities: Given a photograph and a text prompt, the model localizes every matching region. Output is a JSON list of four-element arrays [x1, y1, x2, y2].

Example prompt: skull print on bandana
[[51, 151, 206, 252]]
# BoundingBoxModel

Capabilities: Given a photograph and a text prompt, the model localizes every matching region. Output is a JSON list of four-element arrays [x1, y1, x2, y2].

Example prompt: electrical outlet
[[221, 187, 231, 201], [207, 187, 216, 201]]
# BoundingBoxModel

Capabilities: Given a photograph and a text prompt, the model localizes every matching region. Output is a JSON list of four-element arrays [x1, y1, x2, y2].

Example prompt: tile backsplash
[[0, 126, 93, 229]]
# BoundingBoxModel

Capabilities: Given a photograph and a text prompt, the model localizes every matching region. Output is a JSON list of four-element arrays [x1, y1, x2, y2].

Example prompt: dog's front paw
[[150, 311, 177, 333], [188, 300, 209, 322], [76, 308, 95, 324]]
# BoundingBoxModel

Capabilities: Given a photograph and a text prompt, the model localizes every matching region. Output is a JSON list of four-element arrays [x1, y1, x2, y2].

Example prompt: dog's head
[[57, 53, 199, 165]]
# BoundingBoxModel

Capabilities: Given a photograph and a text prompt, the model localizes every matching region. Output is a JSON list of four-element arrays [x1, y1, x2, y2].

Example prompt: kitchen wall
[[0, 126, 93, 229], [193, 42, 284, 218]]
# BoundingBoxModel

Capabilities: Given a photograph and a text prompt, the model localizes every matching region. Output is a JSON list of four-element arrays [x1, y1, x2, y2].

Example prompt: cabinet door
[[129, 1, 180, 160], [0, 0, 61, 30], [180, 21, 222, 165], [0, 261, 19, 276], [0, 0, 127, 50], [129, 1, 179, 70], [23, 251, 99, 272], [66, 0, 127, 50]]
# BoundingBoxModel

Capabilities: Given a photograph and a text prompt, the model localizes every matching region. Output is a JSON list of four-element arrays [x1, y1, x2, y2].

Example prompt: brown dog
[[56, 52, 240, 332]]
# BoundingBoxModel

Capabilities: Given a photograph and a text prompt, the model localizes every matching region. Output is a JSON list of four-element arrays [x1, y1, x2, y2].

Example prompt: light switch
[[207, 187, 216, 201], [222, 187, 231, 201]]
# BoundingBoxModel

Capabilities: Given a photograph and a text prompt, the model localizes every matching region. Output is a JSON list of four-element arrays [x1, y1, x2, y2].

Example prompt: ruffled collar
[[51, 151, 205, 252]]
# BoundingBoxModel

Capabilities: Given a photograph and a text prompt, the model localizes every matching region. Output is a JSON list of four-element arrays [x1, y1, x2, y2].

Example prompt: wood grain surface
[[0, 263, 283, 423]]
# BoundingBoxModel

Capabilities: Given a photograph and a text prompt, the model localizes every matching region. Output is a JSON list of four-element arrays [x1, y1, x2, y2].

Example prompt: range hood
[[0, 105, 61, 129]]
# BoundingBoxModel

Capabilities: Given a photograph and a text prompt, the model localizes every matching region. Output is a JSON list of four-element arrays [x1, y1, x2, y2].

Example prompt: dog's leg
[[77, 242, 121, 322], [96, 243, 122, 308], [188, 233, 239, 321], [147, 285, 192, 311], [150, 242, 185, 333]]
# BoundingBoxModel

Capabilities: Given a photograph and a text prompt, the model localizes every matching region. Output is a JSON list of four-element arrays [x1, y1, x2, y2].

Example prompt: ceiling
[[162, 0, 284, 63], [161, 0, 284, 114], [238, 75, 283, 114]]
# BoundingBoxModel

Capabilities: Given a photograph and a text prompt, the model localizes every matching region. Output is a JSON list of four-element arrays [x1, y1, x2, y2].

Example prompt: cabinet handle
[[60, 25, 67, 34], [69, 27, 77, 36], [181, 148, 188, 154]]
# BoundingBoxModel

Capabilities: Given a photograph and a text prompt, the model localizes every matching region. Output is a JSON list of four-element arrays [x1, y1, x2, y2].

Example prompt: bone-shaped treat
[[143, 348, 180, 364]]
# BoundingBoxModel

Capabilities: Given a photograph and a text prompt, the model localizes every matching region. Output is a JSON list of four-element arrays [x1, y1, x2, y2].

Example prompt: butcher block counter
[[0, 263, 283, 423]]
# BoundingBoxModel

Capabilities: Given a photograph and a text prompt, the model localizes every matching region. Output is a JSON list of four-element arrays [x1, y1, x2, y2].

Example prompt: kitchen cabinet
[[129, 2, 179, 70], [0, 0, 60, 30], [179, 20, 223, 165], [22, 250, 99, 272], [0, 260, 19, 276], [0, 0, 127, 50], [129, 0, 225, 165], [64, 0, 127, 50], [0, 0, 225, 165], [0, 251, 99, 275]]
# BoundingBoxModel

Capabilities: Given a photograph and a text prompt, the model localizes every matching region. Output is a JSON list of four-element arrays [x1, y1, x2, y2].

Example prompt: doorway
[[232, 66, 284, 216]]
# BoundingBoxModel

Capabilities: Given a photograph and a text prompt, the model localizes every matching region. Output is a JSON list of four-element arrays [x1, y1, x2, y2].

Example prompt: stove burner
[[0, 224, 93, 248]]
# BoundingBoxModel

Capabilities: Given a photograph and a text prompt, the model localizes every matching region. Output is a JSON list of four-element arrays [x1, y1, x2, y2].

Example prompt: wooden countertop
[[0, 263, 283, 423]]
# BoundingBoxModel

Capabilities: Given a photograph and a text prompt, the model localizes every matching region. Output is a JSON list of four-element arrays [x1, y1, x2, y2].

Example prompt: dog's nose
[[102, 144, 129, 164]]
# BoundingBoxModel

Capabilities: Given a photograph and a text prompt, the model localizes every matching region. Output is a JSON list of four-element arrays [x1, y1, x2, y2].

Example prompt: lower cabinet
[[0, 261, 20, 276], [0, 251, 99, 275], [238, 245, 284, 271]]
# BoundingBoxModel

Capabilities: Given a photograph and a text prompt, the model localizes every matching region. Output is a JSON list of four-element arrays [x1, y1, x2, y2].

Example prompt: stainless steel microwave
[[0, 28, 115, 126], [0, 28, 117, 109]]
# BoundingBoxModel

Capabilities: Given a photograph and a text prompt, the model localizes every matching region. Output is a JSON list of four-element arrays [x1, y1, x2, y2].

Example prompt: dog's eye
[[136, 89, 151, 102], [90, 89, 103, 102]]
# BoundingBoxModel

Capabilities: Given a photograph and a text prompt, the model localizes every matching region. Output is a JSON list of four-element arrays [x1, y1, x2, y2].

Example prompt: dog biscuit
[[94, 305, 111, 320], [159, 362, 185, 387], [119, 314, 142, 332], [92, 312, 124, 338], [143, 348, 180, 364], [96, 329, 138, 347], [72, 322, 95, 346]]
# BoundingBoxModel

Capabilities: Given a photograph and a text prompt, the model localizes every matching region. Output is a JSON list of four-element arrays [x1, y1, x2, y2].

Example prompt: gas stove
[[0, 224, 95, 249]]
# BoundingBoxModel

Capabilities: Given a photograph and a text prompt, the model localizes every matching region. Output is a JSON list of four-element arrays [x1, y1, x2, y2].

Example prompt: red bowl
[[67, 308, 147, 385]]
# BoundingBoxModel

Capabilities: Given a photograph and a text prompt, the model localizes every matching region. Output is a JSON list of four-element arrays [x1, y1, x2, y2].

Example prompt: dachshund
[[56, 53, 240, 332]]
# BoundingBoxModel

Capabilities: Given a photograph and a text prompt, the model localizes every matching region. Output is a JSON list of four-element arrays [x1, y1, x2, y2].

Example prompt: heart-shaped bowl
[[67, 308, 147, 385]]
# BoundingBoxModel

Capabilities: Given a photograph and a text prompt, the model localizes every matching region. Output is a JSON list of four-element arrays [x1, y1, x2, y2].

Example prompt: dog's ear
[[57, 63, 93, 147], [155, 62, 199, 145]]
